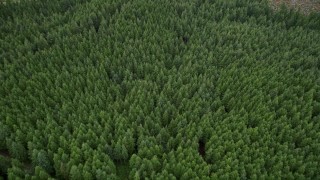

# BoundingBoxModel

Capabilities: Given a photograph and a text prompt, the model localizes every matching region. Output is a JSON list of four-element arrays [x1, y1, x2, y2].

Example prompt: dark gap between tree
[[182, 36, 189, 44], [198, 140, 206, 158]]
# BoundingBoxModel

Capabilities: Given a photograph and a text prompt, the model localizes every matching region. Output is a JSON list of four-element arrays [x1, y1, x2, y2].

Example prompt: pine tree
[[32, 150, 53, 174], [0, 124, 9, 150], [70, 165, 83, 180]]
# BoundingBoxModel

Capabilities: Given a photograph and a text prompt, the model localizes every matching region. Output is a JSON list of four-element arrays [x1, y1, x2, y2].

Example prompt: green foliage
[[32, 150, 53, 175], [32, 166, 51, 180], [70, 165, 82, 180], [0, 0, 320, 179], [7, 159, 27, 180], [116, 162, 130, 180], [6, 139, 27, 162], [0, 124, 9, 150]]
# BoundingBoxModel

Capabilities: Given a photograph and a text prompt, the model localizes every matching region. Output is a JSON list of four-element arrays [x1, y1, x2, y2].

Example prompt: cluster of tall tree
[[0, 0, 319, 179]]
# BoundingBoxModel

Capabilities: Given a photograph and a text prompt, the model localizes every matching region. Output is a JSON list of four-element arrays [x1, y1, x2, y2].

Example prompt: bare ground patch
[[269, 0, 320, 15]]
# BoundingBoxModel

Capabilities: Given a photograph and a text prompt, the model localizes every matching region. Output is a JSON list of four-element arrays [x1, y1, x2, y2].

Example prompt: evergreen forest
[[1, 0, 320, 179]]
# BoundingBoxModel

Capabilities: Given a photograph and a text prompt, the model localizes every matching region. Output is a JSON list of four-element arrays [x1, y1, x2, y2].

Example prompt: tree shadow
[[182, 36, 189, 44], [198, 140, 206, 158]]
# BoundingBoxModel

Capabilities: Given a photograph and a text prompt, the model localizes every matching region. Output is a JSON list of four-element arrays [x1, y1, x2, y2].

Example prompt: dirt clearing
[[269, 0, 320, 14]]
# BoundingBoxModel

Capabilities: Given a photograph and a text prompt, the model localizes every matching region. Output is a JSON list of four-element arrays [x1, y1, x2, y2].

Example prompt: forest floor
[[0, 150, 10, 158], [0, 149, 33, 175], [269, 0, 320, 14]]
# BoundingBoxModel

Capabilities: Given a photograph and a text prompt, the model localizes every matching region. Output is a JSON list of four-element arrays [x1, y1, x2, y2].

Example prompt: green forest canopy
[[0, 0, 320, 179]]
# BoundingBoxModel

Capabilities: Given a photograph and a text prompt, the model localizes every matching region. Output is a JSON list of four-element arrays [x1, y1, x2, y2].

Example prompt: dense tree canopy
[[0, 0, 320, 179]]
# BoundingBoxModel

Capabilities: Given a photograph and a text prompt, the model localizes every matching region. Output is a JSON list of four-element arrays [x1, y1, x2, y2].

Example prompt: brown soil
[[269, 0, 320, 15]]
